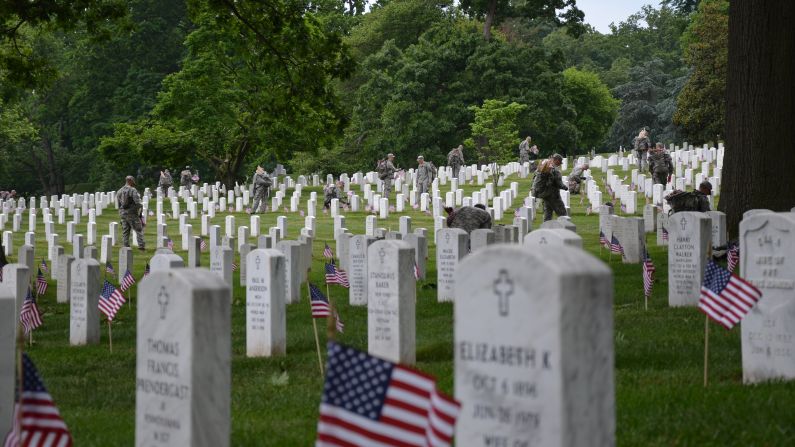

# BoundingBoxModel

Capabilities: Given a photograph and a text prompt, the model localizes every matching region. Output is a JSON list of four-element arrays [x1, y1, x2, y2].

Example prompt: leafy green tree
[[464, 99, 527, 163], [561, 67, 618, 150], [460, 0, 584, 41], [674, 0, 728, 142]]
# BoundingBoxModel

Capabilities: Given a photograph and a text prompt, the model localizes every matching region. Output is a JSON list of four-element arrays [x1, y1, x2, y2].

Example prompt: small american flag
[[98, 280, 125, 321], [166, 238, 174, 251], [316, 342, 461, 447], [39, 259, 49, 274], [323, 243, 334, 259], [413, 262, 421, 281], [3, 353, 73, 447], [105, 261, 115, 275], [325, 263, 349, 288], [300, 210, 305, 217], [643, 250, 655, 298], [143, 263, 151, 278], [599, 231, 608, 247], [699, 260, 762, 330], [36, 269, 48, 296], [334, 311, 345, 334], [20, 288, 43, 335], [120, 269, 136, 292], [610, 235, 624, 255], [200, 238, 208, 252], [727, 243, 739, 273], [586, 205, 592, 215], [513, 208, 520, 217], [310, 283, 332, 318], [232, 262, 238, 272], [662, 227, 669, 242]]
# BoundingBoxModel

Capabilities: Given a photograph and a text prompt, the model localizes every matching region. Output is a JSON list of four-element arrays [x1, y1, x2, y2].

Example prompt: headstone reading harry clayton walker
[[454, 245, 614, 447], [135, 269, 231, 447], [667, 212, 711, 307]]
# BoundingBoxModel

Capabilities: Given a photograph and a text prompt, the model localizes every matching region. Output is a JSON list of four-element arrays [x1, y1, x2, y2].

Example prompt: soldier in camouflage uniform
[[380, 153, 397, 197], [633, 128, 651, 172], [117, 176, 145, 250], [415, 155, 433, 195], [447, 145, 465, 178], [665, 181, 712, 213], [445, 204, 492, 234], [518, 136, 531, 164], [180, 166, 193, 189], [648, 142, 673, 185], [324, 181, 348, 209], [567, 163, 589, 195], [158, 169, 173, 197], [532, 154, 568, 221], [250, 166, 271, 213]]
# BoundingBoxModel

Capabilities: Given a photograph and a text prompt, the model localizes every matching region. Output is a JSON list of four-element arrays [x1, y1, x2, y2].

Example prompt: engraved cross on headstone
[[493, 269, 514, 317], [379, 246, 386, 265], [255, 255, 261, 270], [679, 216, 687, 231], [157, 286, 170, 320]]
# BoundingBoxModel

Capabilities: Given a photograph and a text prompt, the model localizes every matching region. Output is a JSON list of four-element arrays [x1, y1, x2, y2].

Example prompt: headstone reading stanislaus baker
[[454, 245, 614, 447]]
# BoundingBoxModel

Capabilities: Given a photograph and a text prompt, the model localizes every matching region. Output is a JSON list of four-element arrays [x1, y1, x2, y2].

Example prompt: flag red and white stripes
[[35, 269, 48, 296], [310, 284, 332, 318], [727, 244, 739, 273], [3, 353, 73, 447], [98, 281, 126, 321], [120, 269, 136, 292], [325, 263, 349, 288], [699, 261, 763, 330], [317, 343, 461, 447], [334, 311, 345, 334], [323, 243, 334, 260], [643, 252, 655, 298], [414, 262, 421, 281], [20, 289, 43, 335]]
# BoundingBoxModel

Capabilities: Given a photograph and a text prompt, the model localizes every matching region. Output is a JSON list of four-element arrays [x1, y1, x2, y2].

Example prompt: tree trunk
[[721, 0, 795, 237], [483, 0, 497, 41]]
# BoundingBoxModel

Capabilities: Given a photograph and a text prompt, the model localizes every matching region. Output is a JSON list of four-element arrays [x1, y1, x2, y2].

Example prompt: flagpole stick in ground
[[703, 315, 709, 387], [108, 320, 113, 354], [308, 282, 325, 376]]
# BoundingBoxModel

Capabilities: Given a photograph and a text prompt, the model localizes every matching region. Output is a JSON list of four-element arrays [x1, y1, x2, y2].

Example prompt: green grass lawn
[[7, 168, 795, 446]]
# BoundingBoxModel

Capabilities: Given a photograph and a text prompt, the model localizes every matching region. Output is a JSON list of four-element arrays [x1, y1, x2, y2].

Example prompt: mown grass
[[8, 167, 795, 446]]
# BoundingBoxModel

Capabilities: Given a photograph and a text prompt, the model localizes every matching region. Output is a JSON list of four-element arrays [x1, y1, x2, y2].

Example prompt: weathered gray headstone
[[57, 254, 75, 303], [1, 264, 28, 316], [275, 241, 302, 304], [209, 246, 233, 287], [367, 240, 416, 365], [246, 249, 286, 357], [349, 235, 377, 306], [135, 269, 231, 447], [656, 212, 669, 246], [119, 247, 133, 284], [188, 236, 202, 267], [151, 253, 185, 272], [706, 210, 727, 248], [436, 228, 468, 302], [403, 233, 427, 280], [454, 245, 614, 447], [643, 204, 658, 234], [616, 217, 645, 264], [523, 228, 583, 248], [667, 212, 711, 307], [470, 229, 495, 253], [70, 258, 101, 345], [239, 243, 254, 286], [0, 287, 14, 438], [740, 212, 795, 383]]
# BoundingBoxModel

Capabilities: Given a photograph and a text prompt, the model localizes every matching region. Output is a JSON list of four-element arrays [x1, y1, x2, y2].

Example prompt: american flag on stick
[[334, 311, 345, 334], [166, 238, 174, 251], [325, 263, 349, 288], [413, 262, 421, 281], [698, 261, 762, 330], [200, 238, 208, 252], [39, 259, 49, 274], [662, 227, 669, 242], [323, 243, 334, 260], [20, 288, 43, 335], [120, 269, 136, 292], [3, 353, 73, 447], [727, 243, 739, 273], [232, 262, 238, 272], [310, 284, 332, 318], [143, 263, 151, 279], [316, 342, 461, 447], [599, 231, 608, 248], [105, 261, 115, 275], [35, 269, 48, 296], [643, 250, 655, 298], [610, 234, 624, 255], [98, 280, 125, 321]]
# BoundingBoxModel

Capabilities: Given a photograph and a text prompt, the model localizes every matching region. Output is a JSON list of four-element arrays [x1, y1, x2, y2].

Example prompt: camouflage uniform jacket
[[416, 164, 433, 185], [252, 172, 271, 195], [117, 185, 142, 217], [532, 167, 566, 199], [648, 151, 673, 174], [447, 206, 492, 234], [324, 185, 341, 202], [447, 149, 464, 167], [633, 136, 651, 152], [568, 165, 587, 185], [180, 169, 193, 186], [158, 172, 173, 188]]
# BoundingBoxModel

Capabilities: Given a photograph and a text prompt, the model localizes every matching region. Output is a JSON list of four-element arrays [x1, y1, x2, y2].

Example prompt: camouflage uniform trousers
[[252, 189, 269, 213], [451, 164, 461, 179], [652, 171, 668, 185], [542, 195, 567, 221], [121, 213, 145, 249], [635, 150, 648, 172], [417, 181, 430, 196], [383, 178, 394, 198]]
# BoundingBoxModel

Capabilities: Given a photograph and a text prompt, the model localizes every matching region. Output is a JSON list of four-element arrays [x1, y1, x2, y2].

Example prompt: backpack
[[665, 191, 702, 214], [377, 160, 390, 180]]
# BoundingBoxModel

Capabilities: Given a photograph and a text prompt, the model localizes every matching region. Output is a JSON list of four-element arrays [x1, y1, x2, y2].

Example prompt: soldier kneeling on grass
[[665, 181, 712, 214]]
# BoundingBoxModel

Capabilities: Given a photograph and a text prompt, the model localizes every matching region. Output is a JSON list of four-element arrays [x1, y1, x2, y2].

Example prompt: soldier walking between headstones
[[532, 153, 568, 221], [324, 180, 347, 209], [518, 136, 531, 164], [378, 153, 397, 197], [447, 145, 465, 178], [633, 128, 652, 171], [250, 166, 271, 213], [648, 142, 673, 185], [117, 175, 146, 251], [567, 162, 589, 195], [180, 165, 193, 188], [158, 169, 173, 197], [415, 155, 433, 195]]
